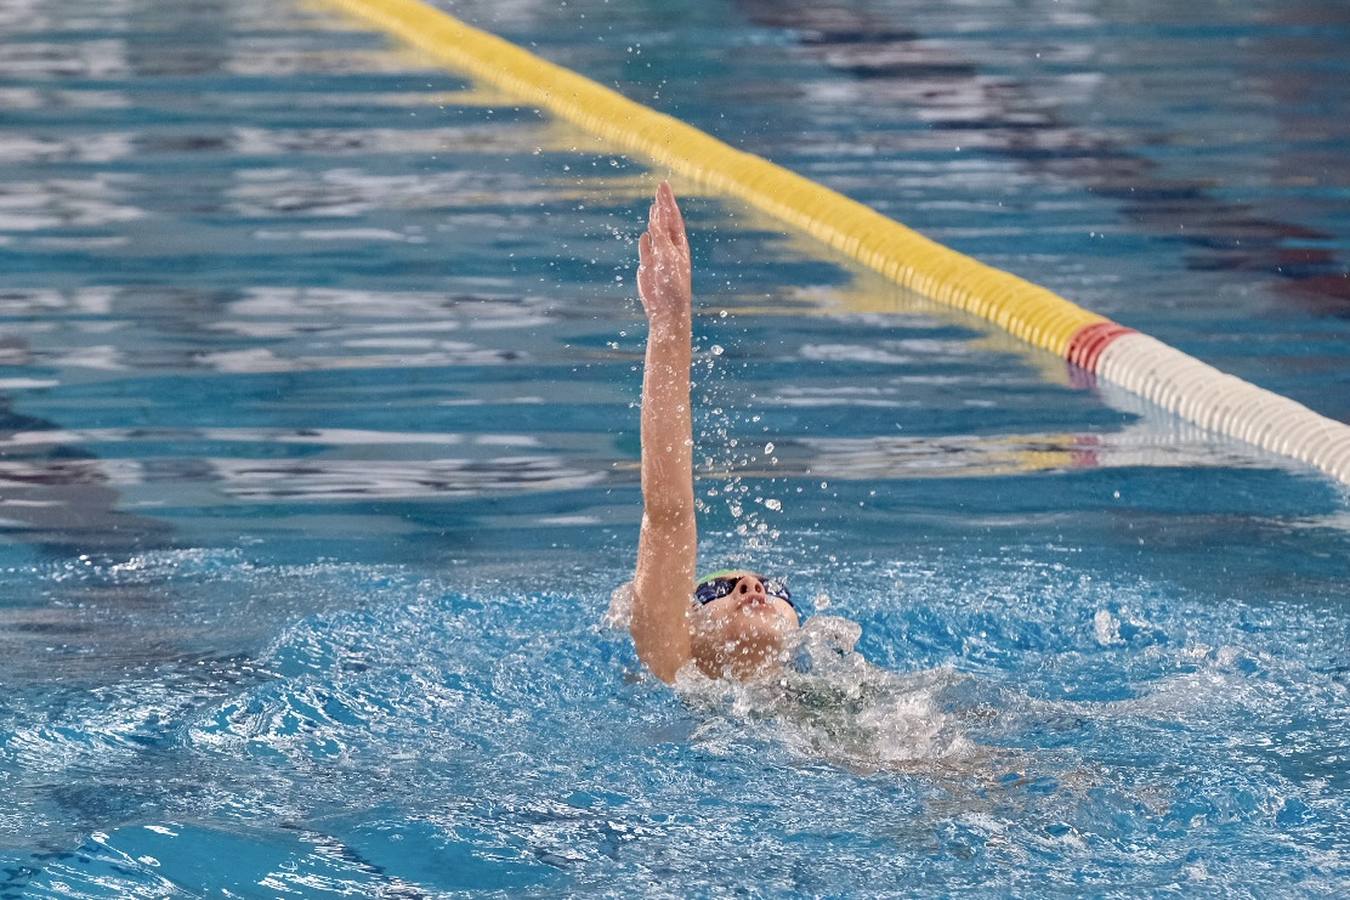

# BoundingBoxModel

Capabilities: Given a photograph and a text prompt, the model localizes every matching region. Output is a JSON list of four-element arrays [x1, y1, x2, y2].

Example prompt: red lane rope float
[[1066, 322, 1136, 374]]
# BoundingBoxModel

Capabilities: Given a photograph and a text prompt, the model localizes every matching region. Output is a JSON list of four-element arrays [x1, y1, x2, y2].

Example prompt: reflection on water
[[0, 0, 1342, 553], [198, 341, 520, 372], [0, 88, 130, 112], [229, 123, 545, 158], [211, 455, 605, 501], [0, 132, 134, 166], [0, 175, 143, 231], [796, 425, 1265, 480], [731, 0, 1350, 319], [217, 286, 554, 331], [229, 167, 554, 218], [0, 38, 128, 79]]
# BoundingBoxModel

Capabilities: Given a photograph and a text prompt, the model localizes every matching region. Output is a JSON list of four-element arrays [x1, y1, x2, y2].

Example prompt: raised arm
[[630, 182, 697, 683]]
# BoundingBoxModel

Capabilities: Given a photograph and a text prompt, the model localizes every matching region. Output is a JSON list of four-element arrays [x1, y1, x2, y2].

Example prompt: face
[[688, 571, 801, 680]]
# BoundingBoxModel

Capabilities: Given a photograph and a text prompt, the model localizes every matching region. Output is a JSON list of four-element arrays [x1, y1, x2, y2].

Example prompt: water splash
[[675, 616, 976, 773]]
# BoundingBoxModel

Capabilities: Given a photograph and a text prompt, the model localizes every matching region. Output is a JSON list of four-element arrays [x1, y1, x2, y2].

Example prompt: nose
[[737, 576, 766, 598]]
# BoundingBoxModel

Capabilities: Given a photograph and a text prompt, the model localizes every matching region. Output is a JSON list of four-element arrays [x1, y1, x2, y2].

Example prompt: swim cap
[[694, 568, 742, 586]]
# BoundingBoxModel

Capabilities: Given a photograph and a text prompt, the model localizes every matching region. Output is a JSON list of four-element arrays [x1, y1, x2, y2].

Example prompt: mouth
[[736, 594, 772, 612]]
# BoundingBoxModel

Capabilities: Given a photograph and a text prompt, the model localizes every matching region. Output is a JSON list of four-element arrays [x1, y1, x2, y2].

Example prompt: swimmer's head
[[688, 569, 801, 679]]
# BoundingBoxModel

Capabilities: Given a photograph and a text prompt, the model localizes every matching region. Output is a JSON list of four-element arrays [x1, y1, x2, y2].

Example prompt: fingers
[[638, 182, 689, 308], [648, 192, 662, 245], [657, 181, 686, 246], [637, 232, 651, 298], [647, 182, 686, 251]]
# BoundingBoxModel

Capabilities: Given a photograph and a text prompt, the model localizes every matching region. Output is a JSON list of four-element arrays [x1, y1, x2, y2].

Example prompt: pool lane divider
[[321, 0, 1350, 486]]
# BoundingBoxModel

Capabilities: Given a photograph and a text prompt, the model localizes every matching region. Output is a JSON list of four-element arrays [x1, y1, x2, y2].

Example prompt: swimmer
[[628, 182, 801, 683]]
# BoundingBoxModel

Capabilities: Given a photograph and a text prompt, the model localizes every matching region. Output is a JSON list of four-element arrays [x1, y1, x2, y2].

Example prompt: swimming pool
[[1, 0, 1347, 895]]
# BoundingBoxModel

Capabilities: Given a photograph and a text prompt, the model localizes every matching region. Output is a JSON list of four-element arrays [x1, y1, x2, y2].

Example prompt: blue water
[[1, 0, 1348, 895]]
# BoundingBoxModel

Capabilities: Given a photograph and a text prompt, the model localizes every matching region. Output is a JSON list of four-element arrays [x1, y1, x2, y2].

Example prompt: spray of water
[[672, 615, 979, 773]]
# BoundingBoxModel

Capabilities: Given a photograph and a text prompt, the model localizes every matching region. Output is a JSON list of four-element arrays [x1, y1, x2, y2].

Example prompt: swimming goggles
[[693, 573, 796, 612]]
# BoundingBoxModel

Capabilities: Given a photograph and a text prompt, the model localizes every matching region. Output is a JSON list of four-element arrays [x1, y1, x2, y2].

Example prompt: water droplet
[[764, 498, 782, 511]]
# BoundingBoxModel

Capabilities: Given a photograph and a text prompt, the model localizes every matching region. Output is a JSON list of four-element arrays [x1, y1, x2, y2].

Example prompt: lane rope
[[322, 0, 1350, 486]]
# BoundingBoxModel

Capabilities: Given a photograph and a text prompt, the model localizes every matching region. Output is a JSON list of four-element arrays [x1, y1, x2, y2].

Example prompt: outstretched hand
[[637, 181, 691, 328]]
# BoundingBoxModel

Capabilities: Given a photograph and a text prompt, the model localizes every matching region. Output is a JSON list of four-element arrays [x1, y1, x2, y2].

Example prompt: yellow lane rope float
[[323, 0, 1350, 486]]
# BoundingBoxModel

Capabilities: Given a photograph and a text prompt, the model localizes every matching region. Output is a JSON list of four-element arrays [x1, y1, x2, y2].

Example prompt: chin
[[735, 615, 790, 643], [740, 606, 798, 636], [702, 624, 789, 679], [689, 602, 798, 679]]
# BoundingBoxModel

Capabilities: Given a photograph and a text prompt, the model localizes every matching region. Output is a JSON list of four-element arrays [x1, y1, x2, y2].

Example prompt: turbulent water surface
[[1, 0, 1348, 896]]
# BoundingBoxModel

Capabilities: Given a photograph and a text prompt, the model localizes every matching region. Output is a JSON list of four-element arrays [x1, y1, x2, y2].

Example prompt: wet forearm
[[640, 315, 693, 522]]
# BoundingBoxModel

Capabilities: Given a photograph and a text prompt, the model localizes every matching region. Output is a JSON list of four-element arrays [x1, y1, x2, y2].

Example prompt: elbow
[[642, 495, 693, 527], [641, 651, 680, 685], [630, 610, 689, 685], [641, 473, 695, 525]]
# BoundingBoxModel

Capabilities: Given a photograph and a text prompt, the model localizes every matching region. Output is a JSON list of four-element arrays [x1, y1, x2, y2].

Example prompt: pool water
[[1, 0, 1348, 895]]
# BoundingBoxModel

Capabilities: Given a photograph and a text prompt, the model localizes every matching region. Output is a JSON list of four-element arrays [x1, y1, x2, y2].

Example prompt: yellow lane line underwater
[[320, 0, 1350, 486]]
